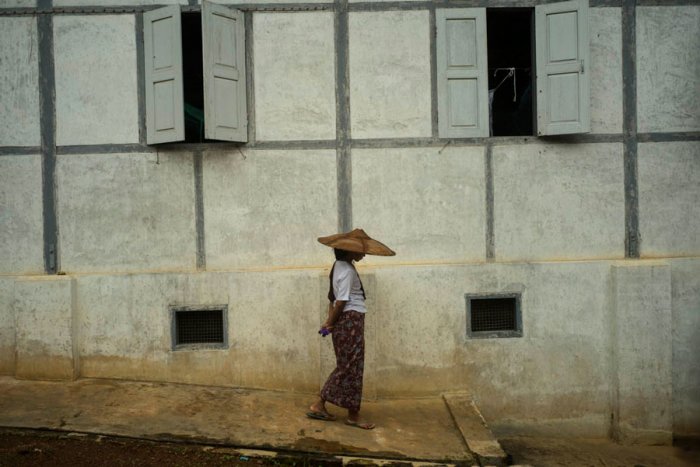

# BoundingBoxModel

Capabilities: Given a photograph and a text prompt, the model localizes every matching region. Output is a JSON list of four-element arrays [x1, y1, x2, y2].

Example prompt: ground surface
[[500, 436, 700, 467], [0, 430, 291, 467], [2, 430, 700, 467], [0, 377, 473, 463]]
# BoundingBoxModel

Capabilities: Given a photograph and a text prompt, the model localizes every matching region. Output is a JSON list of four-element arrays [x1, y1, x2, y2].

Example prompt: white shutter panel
[[202, 1, 247, 142], [437, 8, 489, 138], [144, 6, 185, 144], [535, 0, 590, 135]]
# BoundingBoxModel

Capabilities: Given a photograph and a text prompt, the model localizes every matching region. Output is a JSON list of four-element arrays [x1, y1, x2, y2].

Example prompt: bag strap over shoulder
[[328, 261, 366, 303]]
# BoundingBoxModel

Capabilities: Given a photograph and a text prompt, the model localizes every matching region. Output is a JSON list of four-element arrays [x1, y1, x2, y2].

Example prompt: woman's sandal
[[306, 410, 337, 421], [345, 419, 375, 430]]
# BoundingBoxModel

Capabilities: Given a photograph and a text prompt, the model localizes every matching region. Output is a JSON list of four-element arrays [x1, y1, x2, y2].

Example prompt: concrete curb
[[442, 393, 510, 467]]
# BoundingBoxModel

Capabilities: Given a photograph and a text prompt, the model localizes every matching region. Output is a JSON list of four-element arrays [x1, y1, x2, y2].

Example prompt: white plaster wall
[[637, 6, 700, 133], [77, 272, 231, 384], [0, 17, 40, 147], [352, 146, 486, 265], [54, 15, 138, 145], [0, 1, 35, 7], [56, 152, 196, 273], [0, 278, 15, 375], [76, 269, 321, 391], [638, 142, 700, 258], [493, 143, 625, 262], [589, 7, 622, 134], [203, 149, 337, 270], [349, 11, 432, 139], [234, 270, 320, 391], [66, 258, 620, 438], [371, 261, 612, 437], [254, 12, 335, 141], [0, 155, 44, 275], [212, 0, 327, 4], [612, 263, 672, 444], [670, 258, 700, 437], [54, 0, 187, 5], [14, 276, 76, 380], [77, 273, 190, 359]]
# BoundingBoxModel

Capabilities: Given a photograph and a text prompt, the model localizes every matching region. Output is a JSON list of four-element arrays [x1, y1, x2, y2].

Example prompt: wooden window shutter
[[436, 8, 489, 138], [535, 0, 590, 135], [202, 1, 247, 142], [144, 5, 185, 144]]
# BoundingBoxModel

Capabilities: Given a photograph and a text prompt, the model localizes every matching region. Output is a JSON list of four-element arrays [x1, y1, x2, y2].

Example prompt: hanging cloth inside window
[[491, 67, 517, 102], [488, 67, 518, 136]]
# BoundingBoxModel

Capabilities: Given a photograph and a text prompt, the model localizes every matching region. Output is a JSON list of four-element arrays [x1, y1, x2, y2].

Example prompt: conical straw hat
[[318, 228, 396, 256]]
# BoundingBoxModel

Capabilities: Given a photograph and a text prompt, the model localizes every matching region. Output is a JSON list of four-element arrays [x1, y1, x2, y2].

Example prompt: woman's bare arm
[[324, 300, 346, 330]]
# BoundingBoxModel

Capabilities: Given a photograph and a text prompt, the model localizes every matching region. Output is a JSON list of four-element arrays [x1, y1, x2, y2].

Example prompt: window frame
[[170, 304, 230, 351], [465, 293, 523, 339], [436, 0, 590, 139], [143, 0, 248, 145]]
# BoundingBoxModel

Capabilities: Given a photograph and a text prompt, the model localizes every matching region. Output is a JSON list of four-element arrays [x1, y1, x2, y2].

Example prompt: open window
[[436, 0, 590, 138], [143, 1, 247, 144], [487, 8, 534, 137]]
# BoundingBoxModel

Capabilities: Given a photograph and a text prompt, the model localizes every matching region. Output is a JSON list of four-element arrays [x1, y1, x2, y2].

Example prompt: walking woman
[[307, 229, 395, 430]]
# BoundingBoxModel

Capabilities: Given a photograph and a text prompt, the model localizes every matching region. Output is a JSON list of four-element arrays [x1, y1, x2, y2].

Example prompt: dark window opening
[[171, 306, 228, 349], [466, 294, 522, 338], [486, 9, 534, 137], [182, 13, 205, 143]]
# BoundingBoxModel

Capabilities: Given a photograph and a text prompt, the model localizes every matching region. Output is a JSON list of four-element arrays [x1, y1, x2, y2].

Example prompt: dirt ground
[[1, 429, 699, 467], [0, 430, 325, 467]]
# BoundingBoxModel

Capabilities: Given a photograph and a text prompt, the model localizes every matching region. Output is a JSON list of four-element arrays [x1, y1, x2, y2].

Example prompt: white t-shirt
[[333, 260, 367, 313]]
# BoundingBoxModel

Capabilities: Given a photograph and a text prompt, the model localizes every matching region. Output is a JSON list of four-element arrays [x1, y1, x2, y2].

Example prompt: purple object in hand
[[319, 327, 331, 337]]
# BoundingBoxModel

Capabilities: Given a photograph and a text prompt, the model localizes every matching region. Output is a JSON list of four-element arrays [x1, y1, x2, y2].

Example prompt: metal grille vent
[[466, 294, 522, 338], [471, 298, 516, 332], [171, 306, 227, 349]]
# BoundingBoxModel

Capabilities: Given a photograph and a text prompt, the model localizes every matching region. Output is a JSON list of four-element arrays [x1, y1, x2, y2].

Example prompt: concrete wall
[[75, 270, 321, 391], [56, 152, 197, 273], [638, 142, 700, 258], [0, 155, 44, 274], [0, 2, 698, 442], [349, 11, 432, 139], [203, 149, 337, 270], [54, 15, 139, 146], [493, 143, 625, 262], [0, 17, 40, 147], [670, 259, 700, 438], [371, 261, 614, 438], [353, 146, 486, 265], [0, 278, 16, 375], [14, 276, 77, 380], [253, 12, 336, 141], [637, 6, 700, 133], [589, 7, 623, 134], [611, 263, 672, 444]]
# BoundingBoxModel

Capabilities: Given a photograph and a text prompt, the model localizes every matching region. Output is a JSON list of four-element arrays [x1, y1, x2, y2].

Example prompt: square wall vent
[[170, 305, 228, 350], [465, 294, 522, 338]]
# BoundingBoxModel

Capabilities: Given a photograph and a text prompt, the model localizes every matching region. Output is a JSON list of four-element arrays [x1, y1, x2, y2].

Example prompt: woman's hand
[[322, 300, 345, 334]]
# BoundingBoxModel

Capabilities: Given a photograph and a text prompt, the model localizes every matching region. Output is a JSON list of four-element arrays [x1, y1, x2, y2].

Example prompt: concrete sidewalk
[[0, 377, 507, 465]]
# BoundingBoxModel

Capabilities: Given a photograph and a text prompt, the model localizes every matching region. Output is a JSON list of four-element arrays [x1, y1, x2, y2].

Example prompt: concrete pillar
[[611, 263, 672, 444], [14, 276, 78, 381]]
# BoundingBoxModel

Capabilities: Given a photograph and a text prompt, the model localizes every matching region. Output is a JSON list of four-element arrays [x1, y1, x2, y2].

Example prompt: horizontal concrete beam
[[6, 0, 692, 16], [2, 132, 698, 155]]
